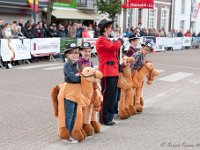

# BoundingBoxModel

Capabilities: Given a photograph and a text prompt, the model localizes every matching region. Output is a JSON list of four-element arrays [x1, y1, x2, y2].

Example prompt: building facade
[[124, 0, 172, 32], [0, 0, 46, 23], [172, 0, 200, 34]]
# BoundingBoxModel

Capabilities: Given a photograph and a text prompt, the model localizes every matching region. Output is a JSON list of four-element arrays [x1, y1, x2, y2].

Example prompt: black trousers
[[100, 76, 119, 124]]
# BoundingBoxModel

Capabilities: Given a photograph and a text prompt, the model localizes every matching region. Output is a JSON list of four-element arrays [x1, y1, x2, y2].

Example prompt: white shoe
[[66, 136, 78, 144], [8, 63, 13, 69]]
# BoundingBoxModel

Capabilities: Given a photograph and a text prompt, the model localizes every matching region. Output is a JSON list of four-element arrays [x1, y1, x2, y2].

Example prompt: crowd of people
[[0, 18, 101, 39], [1, 18, 200, 40]]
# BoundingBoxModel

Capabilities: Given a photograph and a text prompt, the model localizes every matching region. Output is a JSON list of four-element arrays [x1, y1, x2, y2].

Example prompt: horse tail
[[50, 85, 60, 117]]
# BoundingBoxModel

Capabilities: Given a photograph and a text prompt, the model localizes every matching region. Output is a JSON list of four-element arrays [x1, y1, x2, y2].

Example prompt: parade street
[[0, 49, 200, 150]]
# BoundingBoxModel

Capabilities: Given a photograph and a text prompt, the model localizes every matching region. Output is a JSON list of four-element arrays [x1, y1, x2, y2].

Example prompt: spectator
[[48, 24, 57, 37], [18, 18, 25, 35], [33, 24, 42, 38], [184, 30, 192, 37], [67, 23, 77, 38], [94, 26, 100, 38], [43, 22, 49, 37], [2, 23, 12, 39], [82, 26, 90, 38], [177, 30, 183, 37], [192, 32, 196, 37], [23, 23, 34, 39], [123, 28, 132, 38], [38, 22, 47, 37], [0, 19, 5, 38], [197, 32, 200, 37], [57, 25, 66, 37], [132, 28, 140, 37], [160, 27, 167, 37], [112, 24, 122, 38], [76, 23, 83, 38]]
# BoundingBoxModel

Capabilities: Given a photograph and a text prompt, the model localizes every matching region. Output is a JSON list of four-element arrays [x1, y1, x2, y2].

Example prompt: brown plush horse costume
[[82, 82, 103, 135], [132, 61, 159, 112], [117, 56, 136, 119], [50, 67, 103, 142]]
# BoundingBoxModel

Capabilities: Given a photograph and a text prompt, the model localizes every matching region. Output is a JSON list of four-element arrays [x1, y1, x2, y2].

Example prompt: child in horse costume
[[78, 42, 103, 136], [51, 43, 103, 143], [131, 41, 158, 112]]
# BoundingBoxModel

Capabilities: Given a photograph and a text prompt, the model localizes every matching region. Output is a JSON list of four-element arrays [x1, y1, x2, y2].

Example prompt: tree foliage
[[96, 0, 122, 21]]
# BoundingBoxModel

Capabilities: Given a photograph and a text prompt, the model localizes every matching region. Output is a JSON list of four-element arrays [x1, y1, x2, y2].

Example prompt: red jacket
[[96, 36, 121, 77]]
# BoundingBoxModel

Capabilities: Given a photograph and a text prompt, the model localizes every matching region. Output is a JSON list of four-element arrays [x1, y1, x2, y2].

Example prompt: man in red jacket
[[96, 19, 123, 126]]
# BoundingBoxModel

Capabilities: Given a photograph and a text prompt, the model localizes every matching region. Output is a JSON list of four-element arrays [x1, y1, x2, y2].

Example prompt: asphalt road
[[0, 49, 200, 150]]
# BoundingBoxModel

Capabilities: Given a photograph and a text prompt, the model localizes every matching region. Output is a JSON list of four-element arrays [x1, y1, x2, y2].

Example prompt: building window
[[149, 9, 157, 29], [180, 20, 185, 32], [161, 8, 169, 30], [181, 0, 185, 14], [77, 0, 87, 6]]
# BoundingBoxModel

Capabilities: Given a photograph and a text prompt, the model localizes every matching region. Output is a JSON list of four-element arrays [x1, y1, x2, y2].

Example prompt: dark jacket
[[64, 59, 80, 83]]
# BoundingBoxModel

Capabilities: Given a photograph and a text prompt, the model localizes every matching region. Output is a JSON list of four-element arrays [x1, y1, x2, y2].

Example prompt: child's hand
[[75, 73, 80, 76]]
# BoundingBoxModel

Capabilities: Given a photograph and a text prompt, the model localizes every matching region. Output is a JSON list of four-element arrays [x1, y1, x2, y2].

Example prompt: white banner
[[182, 37, 192, 47], [162, 37, 174, 48], [155, 37, 165, 51], [173, 37, 182, 50], [0, 39, 31, 61], [31, 38, 60, 55]]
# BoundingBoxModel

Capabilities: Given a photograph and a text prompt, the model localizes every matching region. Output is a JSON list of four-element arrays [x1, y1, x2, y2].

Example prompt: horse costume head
[[80, 67, 103, 82], [143, 61, 159, 85]]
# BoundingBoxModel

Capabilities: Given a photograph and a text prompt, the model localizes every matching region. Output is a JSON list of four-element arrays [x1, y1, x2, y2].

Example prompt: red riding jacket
[[96, 36, 121, 77]]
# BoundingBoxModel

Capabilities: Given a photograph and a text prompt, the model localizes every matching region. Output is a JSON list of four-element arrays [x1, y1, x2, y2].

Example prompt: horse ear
[[128, 57, 135, 63], [80, 64, 87, 72]]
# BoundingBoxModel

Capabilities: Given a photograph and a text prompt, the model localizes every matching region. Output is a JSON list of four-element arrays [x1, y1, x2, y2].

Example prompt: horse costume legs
[[71, 105, 85, 142], [126, 88, 137, 115], [119, 89, 129, 119], [83, 104, 94, 136], [91, 108, 101, 133], [135, 87, 143, 112]]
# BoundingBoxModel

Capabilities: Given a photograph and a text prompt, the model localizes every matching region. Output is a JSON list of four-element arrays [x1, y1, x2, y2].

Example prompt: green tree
[[96, 0, 122, 21], [47, 0, 55, 25]]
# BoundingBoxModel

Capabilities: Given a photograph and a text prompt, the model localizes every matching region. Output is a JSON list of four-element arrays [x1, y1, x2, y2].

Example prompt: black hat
[[64, 43, 79, 54], [129, 35, 140, 42], [141, 40, 154, 52], [98, 19, 114, 33], [80, 42, 94, 49]]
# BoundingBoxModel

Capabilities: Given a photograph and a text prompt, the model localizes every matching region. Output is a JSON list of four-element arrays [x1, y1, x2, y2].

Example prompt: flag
[[28, 0, 39, 12], [122, 0, 154, 9], [192, 2, 200, 20]]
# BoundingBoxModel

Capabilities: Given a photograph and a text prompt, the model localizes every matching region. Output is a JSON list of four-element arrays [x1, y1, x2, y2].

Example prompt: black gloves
[[118, 38, 124, 45]]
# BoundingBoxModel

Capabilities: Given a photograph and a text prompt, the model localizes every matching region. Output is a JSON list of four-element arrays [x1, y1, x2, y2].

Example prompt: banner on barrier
[[156, 37, 165, 51], [173, 37, 182, 50], [0, 39, 31, 61], [31, 38, 60, 55], [192, 37, 200, 47], [162, 37, 174, 48], [182, 37, 192, 47], [60, 38, 77, 54]]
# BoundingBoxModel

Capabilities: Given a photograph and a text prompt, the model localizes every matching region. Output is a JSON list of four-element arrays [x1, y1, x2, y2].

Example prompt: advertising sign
[[54, 0, 77, 8], [0, 39, 31, 61], [31, 38, 60, 54]]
